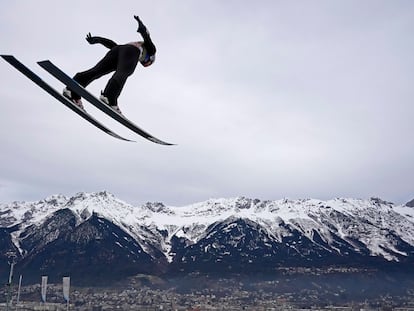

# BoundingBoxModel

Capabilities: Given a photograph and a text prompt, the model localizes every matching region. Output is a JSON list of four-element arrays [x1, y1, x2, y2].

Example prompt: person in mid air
[[63, 15, 156, 115]]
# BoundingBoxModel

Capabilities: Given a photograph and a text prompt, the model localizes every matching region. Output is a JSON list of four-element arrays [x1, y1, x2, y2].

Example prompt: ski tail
[[1, 55, 134, 142]]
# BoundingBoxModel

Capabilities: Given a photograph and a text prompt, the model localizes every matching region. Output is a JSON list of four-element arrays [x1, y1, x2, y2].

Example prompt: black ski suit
[[70, 25, 156, 107]]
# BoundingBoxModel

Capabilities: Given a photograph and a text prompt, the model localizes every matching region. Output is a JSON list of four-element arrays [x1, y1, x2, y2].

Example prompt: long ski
[[37, 60, 175, 146], [1, 55, 133, 142]]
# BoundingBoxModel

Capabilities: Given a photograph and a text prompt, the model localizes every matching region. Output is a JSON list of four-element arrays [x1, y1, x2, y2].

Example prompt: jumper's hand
[[134, 15, 147, 33], [85, 32, 98, 44]]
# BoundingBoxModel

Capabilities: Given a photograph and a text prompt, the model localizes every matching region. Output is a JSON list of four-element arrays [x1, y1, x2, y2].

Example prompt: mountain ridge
[[1, 192, 414, 284]]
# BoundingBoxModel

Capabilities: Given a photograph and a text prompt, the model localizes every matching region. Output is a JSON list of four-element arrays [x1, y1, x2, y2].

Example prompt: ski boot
[[100, 93, 123, 116], [63, 87, 85, 110]]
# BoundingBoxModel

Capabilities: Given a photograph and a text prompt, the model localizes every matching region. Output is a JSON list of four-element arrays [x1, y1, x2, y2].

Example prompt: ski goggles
[[142, 54, 156, 67]]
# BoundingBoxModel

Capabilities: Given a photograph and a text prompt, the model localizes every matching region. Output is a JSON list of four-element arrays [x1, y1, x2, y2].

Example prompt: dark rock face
[[13, 210, 164, 284]]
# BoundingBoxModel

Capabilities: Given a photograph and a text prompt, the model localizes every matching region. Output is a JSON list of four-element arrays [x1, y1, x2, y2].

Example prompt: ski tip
[[147, 137, 176, 146], [37, 60, 51, 65]]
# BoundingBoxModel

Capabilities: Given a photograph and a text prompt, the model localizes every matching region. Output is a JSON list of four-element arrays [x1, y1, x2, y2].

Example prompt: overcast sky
[[1, 0, 413, 206]]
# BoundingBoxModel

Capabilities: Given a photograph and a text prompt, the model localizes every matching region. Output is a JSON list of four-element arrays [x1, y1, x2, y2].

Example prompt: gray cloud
[[1, 1, 413, 206]]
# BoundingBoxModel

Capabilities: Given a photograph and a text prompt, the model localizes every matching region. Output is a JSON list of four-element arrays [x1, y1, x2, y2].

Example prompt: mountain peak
[[370, 197, 394, 207], [143, 202, 169, 213], [406, 198, 414, 207], [68, 190, 114, 202]]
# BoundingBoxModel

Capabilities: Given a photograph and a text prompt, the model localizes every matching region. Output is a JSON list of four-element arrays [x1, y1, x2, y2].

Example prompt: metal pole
[[6, 258, 15, 311], [16, 275, 22, 310], [6, 282, 11, 311], [8, 262, 14, 284]]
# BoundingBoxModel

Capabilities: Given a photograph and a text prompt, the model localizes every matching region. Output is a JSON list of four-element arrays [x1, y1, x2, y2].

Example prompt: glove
[[134, 15, 147, 33], [85, 32, 99, 44]]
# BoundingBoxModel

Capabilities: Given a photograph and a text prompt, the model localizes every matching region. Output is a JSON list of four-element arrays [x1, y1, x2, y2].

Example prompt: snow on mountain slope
[[1, 192, 414, 263], [138, 197, 414, 261], [0, 194, 67, 227]]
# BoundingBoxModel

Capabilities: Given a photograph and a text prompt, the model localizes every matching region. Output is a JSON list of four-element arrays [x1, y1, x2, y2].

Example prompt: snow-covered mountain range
[[1, 192, 414, 283]]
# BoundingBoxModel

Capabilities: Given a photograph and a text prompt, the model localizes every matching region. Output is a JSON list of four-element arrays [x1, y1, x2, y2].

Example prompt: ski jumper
[[69, 17, 156, 107]]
